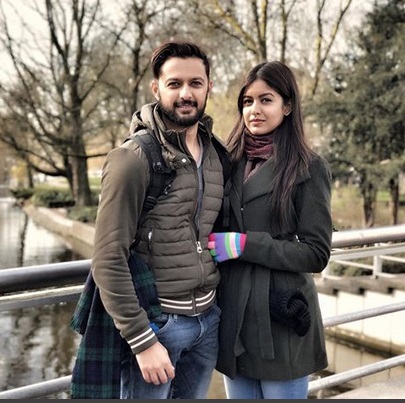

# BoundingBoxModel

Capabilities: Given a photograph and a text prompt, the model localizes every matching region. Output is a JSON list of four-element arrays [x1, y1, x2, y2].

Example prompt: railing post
[[373, 243, 383, 277]]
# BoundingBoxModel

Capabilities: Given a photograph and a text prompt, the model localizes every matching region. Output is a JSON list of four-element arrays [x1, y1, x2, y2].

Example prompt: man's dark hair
[[151, 41, 210, 79]]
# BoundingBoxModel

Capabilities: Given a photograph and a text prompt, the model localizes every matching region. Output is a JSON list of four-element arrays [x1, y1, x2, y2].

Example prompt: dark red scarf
[[243, 130, 274, 180], [244, 129, 274, 161]]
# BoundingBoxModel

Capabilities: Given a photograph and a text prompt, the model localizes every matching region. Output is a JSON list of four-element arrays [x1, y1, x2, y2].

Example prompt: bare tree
[[311, 0, 354, 95], [279, 0, 299, 63], [0, 0, 122, 206], [190, 0, 272, 62], [84, 0, 183, 153], [97, 0, 180, 116], [190, 0, 358, 97]]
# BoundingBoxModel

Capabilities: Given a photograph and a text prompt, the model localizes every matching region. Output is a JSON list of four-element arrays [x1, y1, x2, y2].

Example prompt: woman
[[208, 61, 333, 399]]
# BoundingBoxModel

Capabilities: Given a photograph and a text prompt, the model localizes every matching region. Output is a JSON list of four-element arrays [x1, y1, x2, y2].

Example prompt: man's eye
[[168, 82, 180, 88]]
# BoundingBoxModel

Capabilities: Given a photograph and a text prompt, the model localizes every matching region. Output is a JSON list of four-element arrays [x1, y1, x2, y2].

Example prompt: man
[[91, 41, 226, 399]]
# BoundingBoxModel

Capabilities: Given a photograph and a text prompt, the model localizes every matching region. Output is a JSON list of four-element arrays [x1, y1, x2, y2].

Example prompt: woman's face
[[242, 79, 290, 136]]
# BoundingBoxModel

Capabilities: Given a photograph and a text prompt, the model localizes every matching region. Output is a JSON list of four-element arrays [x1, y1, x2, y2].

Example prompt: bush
[[31, 187, 75, 208], [67, 206, 98, 223], [9, 187, 35, 201]]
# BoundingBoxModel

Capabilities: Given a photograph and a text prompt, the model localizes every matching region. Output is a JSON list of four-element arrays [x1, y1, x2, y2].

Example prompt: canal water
[[0, 196, 402, 398], [0, 197, 83, 398]]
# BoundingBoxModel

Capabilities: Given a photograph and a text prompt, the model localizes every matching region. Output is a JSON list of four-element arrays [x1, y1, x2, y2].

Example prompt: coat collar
[[229, 155, 312, 230]]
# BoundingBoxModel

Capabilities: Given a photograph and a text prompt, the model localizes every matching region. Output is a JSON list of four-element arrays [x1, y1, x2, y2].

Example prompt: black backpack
[[124, 129, 231, 224], [124, 129, 175, 213]]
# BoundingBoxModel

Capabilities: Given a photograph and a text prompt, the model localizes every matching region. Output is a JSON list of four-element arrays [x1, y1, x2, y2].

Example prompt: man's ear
[[151, 80, 159, 100], [208, 80, 213, 96]]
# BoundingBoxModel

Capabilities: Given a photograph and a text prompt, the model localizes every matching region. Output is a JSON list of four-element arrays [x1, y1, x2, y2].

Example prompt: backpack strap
[[123, 129, 176, 214]]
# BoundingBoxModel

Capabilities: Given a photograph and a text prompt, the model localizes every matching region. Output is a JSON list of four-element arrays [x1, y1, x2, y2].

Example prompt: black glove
[[269, 288, 311, 337]]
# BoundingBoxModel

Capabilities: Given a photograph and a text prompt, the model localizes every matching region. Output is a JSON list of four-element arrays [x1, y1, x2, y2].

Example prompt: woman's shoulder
[[308, 152, 332, 181], [309, 152, 331, 170]]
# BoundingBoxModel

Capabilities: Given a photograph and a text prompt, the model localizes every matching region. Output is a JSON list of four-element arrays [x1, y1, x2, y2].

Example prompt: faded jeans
[[224, 373, 309, 399], [120, 304, 221, 399]]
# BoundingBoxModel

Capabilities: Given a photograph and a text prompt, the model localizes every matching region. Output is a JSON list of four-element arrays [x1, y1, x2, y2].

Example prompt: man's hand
[[136, 342, 175, 385]]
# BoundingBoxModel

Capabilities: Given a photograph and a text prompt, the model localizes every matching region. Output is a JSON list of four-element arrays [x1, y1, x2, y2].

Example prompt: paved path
[[330, 374, 405, 399]]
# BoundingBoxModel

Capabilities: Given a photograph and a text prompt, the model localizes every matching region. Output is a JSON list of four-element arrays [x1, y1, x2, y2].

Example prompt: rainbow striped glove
[[208, 232, 247, 263]]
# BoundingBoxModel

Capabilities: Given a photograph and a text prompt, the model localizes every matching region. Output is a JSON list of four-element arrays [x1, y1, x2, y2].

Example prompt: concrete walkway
[[330, 374, 405, 399]]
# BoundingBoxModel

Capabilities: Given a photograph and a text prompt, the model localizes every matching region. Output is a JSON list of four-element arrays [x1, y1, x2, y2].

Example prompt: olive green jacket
[[92, 103, 225, 355]]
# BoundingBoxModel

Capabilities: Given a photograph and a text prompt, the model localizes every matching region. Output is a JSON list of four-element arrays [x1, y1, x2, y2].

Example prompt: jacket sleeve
[[92, 145, 159, 354], [242, 156, 333, 273]]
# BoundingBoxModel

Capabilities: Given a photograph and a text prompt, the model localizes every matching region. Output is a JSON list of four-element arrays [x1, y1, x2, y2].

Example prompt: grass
[[331, 185, 405, 230]]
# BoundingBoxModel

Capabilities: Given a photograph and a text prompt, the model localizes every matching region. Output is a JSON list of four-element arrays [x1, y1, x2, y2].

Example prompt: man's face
[[151, 57, 212, 129]]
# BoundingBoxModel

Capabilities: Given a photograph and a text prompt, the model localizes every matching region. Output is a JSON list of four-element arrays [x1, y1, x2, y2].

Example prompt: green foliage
[[18, 183, 101, 221], [88, 176, 102, 189], [9, 187, 35, 200], [308, 0, 405, 226], [67, 206, 98, 223], [31, 187, 75, 208], [331, 184, 405, 230]]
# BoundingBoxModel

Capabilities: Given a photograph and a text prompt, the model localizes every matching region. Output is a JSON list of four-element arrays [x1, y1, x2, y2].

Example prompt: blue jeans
[[224, 373, 309, 399], [120, 304, 221, 399]]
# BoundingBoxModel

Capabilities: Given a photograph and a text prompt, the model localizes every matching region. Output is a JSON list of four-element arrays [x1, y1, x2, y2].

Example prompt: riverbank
[[23, 204, 95, 259]]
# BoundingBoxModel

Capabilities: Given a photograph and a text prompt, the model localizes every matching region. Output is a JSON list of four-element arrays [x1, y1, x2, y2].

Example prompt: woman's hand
[[207, 232, 247, 263]]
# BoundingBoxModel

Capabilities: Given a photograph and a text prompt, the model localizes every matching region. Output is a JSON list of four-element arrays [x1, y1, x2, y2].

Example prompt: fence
[[1, 224, 405, 398]]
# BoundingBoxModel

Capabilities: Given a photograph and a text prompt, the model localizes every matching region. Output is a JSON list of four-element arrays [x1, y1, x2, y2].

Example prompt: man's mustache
[[175, 100, 197, 107]]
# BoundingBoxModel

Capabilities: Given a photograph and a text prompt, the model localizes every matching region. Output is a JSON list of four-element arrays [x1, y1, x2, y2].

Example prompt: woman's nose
[[251, 101, 261, 115]]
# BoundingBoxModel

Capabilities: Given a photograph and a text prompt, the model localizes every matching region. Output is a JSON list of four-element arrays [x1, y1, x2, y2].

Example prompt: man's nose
[[179, 85, 192, 99]]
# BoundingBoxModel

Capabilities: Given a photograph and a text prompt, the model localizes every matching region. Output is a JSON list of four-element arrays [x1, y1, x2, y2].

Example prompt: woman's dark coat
[[216, 154, 333, 381]]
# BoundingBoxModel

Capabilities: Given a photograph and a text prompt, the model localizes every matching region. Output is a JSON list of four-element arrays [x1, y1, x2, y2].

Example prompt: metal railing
[[323, 223, 405, 278], [1, 224, 405, 399]]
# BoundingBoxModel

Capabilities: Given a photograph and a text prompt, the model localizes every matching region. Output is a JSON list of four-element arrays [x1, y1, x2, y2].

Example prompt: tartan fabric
[[70, 250, 161, 399]]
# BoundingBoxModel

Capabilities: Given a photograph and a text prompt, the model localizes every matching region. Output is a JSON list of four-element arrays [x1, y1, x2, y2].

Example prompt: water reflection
[[0, 302, 79, 398], [0, 198, 82, 269], [0, 198, 82, 398]]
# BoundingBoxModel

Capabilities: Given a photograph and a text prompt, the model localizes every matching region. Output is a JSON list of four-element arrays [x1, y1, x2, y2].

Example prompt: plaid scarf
[[70, 250, 161, 399]]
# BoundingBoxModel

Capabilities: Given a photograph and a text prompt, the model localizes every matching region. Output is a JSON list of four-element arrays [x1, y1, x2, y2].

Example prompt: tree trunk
[[389, 177, 399, 225], [69, 118, 91, 207], [361, 181, 377, 228], [26, 163, 34, 188], [70, 153, 92, 207]]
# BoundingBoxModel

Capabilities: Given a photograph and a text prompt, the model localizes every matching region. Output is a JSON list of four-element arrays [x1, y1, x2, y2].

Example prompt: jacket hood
[[129, 102, 214, 140], [128, 102, 218, 170]]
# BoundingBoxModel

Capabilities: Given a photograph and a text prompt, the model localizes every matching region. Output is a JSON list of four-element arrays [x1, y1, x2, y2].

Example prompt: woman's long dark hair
[[227, 61, 314, 232]]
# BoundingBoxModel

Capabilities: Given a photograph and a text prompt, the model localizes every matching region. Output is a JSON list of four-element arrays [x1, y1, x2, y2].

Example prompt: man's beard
[[159, 98, 207, 128]]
